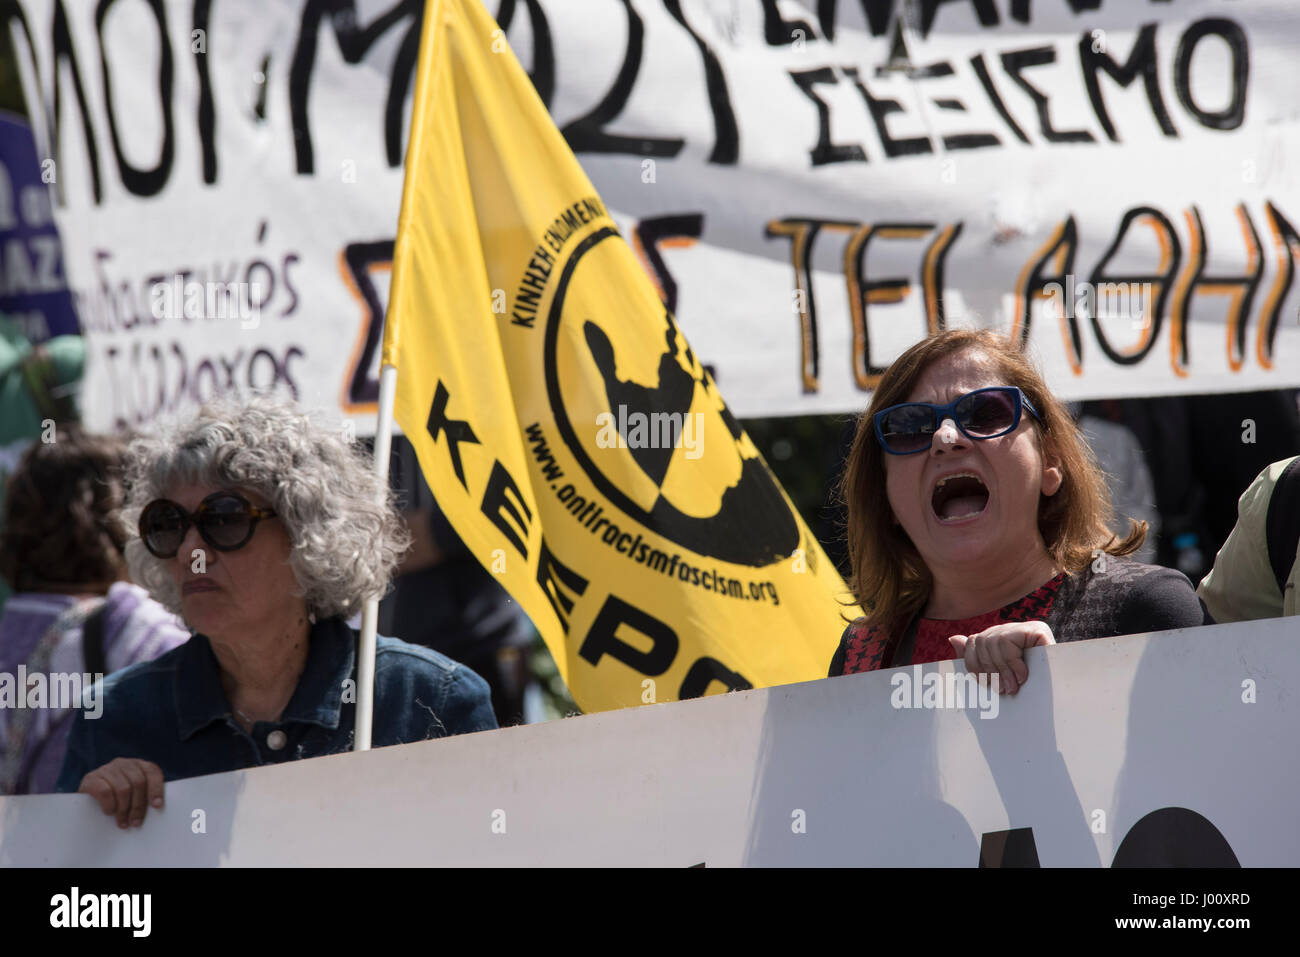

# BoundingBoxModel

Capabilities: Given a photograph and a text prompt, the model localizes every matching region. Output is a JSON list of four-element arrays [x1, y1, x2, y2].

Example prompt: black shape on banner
[[579, 595, 677, 675], [535, 537, 588, 633], [559, 0, 683, 158], [1173, 18, 1248, 131], [760, 0, 812, 46], [787, 67, 868, 166], [1000, 46, 1096, 144], [585, 319, 694, 486], [290, 0, 422, 173], [1084, 206, 1181, 367], [1261, 201, 1300, 365], [969, 52, 1031, 144], [426, 380, 480, 491], [496, 0, 555, 108], [679, 656, 752, 698], [95, 0, 175, 198], [633, 213, 704, 316], [661, 1, 739, 165], [194, 0, 217, 179], [343, 239, 395, 404], [545, 228, 799, 567], [49, 0, 105, 203], [1112, 807, 1240, 867], [1078, 22, 1177, 142], [979, 827, 1041, 867], [845, 66, 938, 157], [481, 460, 532, 559]]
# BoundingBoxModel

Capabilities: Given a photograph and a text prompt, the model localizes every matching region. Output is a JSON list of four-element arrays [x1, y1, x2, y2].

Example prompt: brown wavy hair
[[0, 428, 129, 592], [839, 329, 1145, 630]]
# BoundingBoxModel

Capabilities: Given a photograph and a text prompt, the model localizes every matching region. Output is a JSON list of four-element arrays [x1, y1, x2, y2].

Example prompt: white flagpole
[[356, 362, 399, 751]]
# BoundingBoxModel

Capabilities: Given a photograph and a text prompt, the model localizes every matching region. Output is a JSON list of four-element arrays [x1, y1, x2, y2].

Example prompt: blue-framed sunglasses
[[874, 386, 1041, 455]]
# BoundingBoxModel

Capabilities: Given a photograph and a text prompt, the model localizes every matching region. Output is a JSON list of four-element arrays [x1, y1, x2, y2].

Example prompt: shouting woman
[[830, 330, 1209, 691]]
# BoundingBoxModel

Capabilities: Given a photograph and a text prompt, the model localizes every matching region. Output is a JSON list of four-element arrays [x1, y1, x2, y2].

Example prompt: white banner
[[8, 0, 1300, 433], [0, 617, 1295, 866]]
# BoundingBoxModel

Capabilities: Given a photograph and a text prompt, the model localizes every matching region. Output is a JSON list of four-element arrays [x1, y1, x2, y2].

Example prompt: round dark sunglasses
[[138, 491, 277, 559], [874, 386, 1041, 455]]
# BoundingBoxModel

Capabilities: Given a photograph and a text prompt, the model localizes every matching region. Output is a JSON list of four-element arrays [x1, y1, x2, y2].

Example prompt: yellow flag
[[384, 0, 859, 712]]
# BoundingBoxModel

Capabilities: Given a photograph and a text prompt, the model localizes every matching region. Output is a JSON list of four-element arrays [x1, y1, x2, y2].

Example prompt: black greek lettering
[[1174, 18, 1248, 131], [1000, 46, 1095, 143], [788, 67, 867, 165], [560, 0, 683, 157], [95, 0, 174, 196], [280, 253, 300, 317], [496, 0, 554, 108], [1079, 23, 1176, 141], [248, 347, 279, 391], [662, 0, 739, 164], [289, 0, 422, 173], [280, 345, 303, 398]]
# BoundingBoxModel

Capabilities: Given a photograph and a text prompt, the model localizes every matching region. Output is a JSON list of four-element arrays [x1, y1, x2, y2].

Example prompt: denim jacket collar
[[174, 616, 355, 741]]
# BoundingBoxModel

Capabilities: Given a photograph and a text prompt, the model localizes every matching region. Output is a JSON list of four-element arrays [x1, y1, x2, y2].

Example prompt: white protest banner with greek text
[[0, 618, 1295, 866], [8, 0, 1299, 432]]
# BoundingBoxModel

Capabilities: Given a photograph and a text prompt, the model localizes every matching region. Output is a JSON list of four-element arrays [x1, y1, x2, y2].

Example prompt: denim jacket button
[[266, 730, 287, 751]]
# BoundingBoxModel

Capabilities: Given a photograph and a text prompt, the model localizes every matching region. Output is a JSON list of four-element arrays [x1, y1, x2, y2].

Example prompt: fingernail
[[152, 798, 162, 808]]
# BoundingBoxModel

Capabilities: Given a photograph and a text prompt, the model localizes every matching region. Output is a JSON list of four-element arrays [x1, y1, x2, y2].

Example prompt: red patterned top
[[839, 572, 1068, 674]]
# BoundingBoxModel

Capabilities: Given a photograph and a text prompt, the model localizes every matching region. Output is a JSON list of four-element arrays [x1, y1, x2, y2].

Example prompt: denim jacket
[[55, 616, 497, 790]]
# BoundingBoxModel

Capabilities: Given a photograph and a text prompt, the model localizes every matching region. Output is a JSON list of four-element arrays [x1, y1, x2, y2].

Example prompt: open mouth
[[931, 472, 990, 523]]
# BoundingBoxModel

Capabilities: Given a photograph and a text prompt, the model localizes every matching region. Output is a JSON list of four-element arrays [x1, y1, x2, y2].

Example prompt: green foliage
[[528, 630, 580, 719]]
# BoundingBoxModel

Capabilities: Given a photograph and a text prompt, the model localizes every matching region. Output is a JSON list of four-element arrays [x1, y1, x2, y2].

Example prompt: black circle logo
[[543, 227, 799, 567]]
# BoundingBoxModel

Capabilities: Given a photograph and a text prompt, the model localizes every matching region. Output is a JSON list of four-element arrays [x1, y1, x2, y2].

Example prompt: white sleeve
[[1197, 465, 1282, 622]]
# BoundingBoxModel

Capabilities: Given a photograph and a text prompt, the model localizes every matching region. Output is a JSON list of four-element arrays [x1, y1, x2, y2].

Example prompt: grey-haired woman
[[56, 395, 497, 827]]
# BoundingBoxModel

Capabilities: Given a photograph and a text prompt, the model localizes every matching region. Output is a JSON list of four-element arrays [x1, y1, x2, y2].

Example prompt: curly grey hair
[[122, 393, 411, 622]]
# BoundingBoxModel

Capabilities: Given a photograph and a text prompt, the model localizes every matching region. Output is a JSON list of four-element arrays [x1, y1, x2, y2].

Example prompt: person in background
[[830, 330, 1208, 691], [1185, 390, 1300, 560], [1112, 390, 1300, 581], [1075, 400, 1159, 565], [1198, 456, 1300, 621], [0, 314, 85, 616], [381, 436, 535, 726], [0, 428, 188, 794], [57, 395, 496, 827]]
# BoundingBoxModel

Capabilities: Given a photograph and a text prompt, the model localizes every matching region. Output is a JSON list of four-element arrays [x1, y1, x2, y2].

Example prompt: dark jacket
[[829, 557, 1211, 676], [55, 616, 496, 789]]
